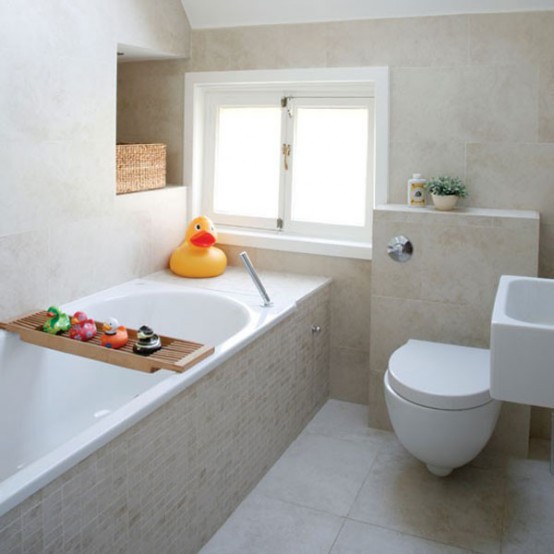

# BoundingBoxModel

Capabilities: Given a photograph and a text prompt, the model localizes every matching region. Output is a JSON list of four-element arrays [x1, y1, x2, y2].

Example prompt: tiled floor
[[200, 400, 553, 554]]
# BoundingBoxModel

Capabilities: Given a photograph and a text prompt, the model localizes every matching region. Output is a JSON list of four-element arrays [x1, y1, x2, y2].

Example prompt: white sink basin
[[490, 275, 554, 409]]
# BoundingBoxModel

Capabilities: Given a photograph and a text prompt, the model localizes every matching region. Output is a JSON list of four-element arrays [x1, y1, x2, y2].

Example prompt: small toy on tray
[[68, 311, 96, 341], [133, 325, 162, 356], [100, 317, 129, 349], [43, 306, 71, 335]]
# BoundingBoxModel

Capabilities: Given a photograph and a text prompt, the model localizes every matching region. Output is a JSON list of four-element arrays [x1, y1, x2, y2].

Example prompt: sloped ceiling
[[181, 0, 554, 29]]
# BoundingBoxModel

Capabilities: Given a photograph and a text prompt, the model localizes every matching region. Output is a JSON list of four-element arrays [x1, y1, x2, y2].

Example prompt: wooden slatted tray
[[0, 311, 214, 374]]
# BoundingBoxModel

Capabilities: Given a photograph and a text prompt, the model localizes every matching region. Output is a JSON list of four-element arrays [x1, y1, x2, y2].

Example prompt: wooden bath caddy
[[0, 311, 214, 374]]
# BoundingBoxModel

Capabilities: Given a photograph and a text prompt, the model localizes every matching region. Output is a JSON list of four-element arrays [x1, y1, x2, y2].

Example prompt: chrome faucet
[[239, 251, 273, 307]]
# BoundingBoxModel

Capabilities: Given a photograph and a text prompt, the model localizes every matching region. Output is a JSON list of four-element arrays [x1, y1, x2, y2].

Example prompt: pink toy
[[68, 311, 97, 341]]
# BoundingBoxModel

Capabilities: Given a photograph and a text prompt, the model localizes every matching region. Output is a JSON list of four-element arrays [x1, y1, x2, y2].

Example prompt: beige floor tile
[[254, 431, 383, 516], [502, 453, 554, 554], [304, 399, 393, 444], [201, 401, 554, 554], [349, 441, 504, 554], [199, 493, 343, 554], [331, 519, 475, 554]]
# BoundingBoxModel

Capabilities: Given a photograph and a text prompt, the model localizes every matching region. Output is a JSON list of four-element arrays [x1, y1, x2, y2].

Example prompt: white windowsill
[[217, 227, 372, 260]]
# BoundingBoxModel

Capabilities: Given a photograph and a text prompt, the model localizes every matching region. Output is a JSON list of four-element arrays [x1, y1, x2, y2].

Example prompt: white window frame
[[184, 67, 389, 260]]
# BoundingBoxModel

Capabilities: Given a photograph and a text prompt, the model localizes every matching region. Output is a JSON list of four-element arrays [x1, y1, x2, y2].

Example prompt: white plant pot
[[432, 194, 458, 211]]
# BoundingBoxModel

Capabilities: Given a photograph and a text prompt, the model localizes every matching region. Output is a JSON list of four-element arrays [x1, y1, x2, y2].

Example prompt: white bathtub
[[0, 275, 296, 517]]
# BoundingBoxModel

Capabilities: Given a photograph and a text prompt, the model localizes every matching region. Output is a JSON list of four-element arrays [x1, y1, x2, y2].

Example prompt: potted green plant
[[425, 176, 468, 211]]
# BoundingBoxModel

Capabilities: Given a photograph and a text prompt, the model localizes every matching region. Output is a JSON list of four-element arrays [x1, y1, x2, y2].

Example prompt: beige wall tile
[[388, 142, 467, 204], [486, 402, 531, 458], [0, 1, 113, 63], [0, 55, 116, 146], [0, 138, 116, 237], [330, 273, 371, 351], [372, 210, 539, 308], [391, 65, 538, 143], [370, 295, 490, 374], [329, 347, 369, 405], [0, 232, 50, 321], [253, 249, 372, 351], [191, 23, 327, 71], [539, 62, 554, 142], [418, 222, 539, 308], [470, 12, 554, 64], [115, 185, 188, 273], [244, 248, 370, 404], [530, 407, 551, 440], [48, 213, 152, 304], [368, 370, 392, 431], [327, 15, 468, 68], [539, 222, 554, 278], [218, 244, 258, 268], [466, 143, 554, 223]]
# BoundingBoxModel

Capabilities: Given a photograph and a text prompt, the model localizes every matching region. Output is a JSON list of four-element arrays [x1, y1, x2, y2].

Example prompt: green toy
[[43, 306, 71, 335]]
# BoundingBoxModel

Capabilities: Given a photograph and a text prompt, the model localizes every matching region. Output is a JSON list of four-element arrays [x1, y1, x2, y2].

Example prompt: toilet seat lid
[[388, 340, 492, 410]]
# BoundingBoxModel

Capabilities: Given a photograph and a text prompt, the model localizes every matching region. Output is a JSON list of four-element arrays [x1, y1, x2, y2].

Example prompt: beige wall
[[189, 13, 554, 279], [0, 1, 190, 321], [187, 13, 554, 437]]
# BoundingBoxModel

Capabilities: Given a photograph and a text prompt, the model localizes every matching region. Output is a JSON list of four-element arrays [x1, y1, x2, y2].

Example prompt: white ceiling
[[181, 0, 554, 29]]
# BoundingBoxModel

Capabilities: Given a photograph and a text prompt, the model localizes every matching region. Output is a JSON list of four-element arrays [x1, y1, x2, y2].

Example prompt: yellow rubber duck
[[169, 216, 227, 278]]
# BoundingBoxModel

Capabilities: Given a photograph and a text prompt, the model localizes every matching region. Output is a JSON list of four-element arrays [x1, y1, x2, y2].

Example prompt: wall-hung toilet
[[384, 340, 501, 477]]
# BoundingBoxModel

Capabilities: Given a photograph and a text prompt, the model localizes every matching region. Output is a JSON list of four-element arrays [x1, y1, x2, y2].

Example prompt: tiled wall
[[0, 0, 190, 322], [0, 286, 330, 554], [186, 12, 554, 436], [220, 246, 371, 405], [369, 206, 539, 455], [188, 13, 554, 280]]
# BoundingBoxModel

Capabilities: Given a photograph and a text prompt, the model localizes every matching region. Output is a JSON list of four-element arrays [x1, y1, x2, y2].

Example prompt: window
[[185, 68, 389, 259]]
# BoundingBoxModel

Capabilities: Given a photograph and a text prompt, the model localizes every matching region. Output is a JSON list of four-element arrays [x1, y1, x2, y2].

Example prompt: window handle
[[282, 144, 291, 170]]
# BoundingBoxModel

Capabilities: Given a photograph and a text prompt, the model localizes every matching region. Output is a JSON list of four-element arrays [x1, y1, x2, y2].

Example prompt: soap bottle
[[407, 174, 426, 207]]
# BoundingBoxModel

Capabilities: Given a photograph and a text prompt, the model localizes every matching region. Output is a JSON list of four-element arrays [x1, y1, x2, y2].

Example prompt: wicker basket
[[116, 143, 166, 194]]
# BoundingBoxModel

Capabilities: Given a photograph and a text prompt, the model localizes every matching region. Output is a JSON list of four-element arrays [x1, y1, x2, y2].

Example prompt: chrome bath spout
[[239, 251, 273, 307]]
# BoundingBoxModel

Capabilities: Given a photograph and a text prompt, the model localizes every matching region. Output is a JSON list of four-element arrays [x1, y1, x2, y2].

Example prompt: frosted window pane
[[214, 107, 281, 219], [291, 108, 368, 227]]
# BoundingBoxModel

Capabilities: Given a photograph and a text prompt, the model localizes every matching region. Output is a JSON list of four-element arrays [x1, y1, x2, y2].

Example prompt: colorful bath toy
[[133, 325, 162, 356], [169, 216, 227, 278], [100, 317, 129, 349], [43, 306, 71, 335], [68, 311, 96, 341]]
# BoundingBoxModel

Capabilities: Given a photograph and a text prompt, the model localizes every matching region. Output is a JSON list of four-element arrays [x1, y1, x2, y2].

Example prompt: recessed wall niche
[[116, 44, 187, 190]]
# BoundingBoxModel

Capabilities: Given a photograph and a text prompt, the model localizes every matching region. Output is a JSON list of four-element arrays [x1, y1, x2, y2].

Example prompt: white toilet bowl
[[384, 340, 501, 477]]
